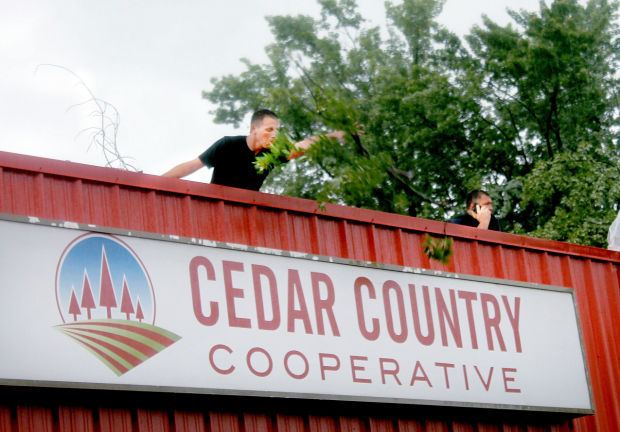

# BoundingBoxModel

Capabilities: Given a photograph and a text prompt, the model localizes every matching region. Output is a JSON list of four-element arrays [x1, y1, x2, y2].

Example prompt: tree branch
[[35, 64, 139, 171]]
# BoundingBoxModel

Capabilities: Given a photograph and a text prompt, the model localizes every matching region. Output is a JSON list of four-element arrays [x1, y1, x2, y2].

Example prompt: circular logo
[[56, 233, 155, 325]]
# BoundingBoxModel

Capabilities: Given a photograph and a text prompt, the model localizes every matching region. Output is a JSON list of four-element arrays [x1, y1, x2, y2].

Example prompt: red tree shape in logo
[[68, 287, 81, 321], [135, 300, 144, 323], [80, 270, 96, 319], [120, 276, 135, 320], [98, 246, 117, 318]]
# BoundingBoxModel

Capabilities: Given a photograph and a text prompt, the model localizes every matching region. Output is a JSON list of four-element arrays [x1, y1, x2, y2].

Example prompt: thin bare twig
[[35, 64, 140, 171]]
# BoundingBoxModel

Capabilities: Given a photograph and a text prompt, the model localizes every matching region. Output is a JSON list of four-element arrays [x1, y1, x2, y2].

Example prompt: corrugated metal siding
[[1, 151, 619, 432], [0, 400, 588, 432]]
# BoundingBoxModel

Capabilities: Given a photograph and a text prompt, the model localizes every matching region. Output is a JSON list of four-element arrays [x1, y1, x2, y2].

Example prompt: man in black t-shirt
[[197, 135, 271, 191], [163, 109, 344, 191], [450, 190, 501, 231]]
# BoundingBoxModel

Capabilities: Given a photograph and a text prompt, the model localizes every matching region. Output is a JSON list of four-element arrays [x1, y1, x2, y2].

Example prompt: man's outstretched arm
[[289, 131, 347, 159], [162, 158, 204, 178]]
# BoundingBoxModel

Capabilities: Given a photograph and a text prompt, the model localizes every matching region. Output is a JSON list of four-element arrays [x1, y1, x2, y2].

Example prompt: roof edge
[[1, 150, 618, 263]]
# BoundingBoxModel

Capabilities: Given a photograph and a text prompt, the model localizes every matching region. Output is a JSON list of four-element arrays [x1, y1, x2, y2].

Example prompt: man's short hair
[[251, 109, 279, 126], [465, 189, 490, 209]]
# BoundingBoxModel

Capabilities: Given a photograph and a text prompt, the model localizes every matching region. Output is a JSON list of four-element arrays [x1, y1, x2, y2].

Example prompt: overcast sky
[[2, 0, 553, 182]]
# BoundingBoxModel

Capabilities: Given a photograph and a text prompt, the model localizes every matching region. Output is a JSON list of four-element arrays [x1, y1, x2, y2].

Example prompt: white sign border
[[0, 213, 595, 414]]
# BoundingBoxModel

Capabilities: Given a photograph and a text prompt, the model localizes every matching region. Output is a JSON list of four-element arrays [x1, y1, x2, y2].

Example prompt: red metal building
[[1, 150, 619, 432]]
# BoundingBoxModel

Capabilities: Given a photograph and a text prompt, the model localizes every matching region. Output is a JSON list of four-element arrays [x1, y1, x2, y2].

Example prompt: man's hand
[[325, 130, 346, 141], [475, 204, 492, 229]]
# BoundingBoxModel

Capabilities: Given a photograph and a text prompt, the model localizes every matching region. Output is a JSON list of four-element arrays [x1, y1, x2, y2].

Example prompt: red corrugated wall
[[1, 150, 618, 432]]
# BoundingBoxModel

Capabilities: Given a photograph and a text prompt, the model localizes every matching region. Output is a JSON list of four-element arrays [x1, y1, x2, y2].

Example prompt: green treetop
[[204, 0, 619, 248]]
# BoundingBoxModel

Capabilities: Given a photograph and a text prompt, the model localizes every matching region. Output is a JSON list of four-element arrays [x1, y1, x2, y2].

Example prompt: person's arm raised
[[289, 131, 346, 159], [162, 158, 204, 178]]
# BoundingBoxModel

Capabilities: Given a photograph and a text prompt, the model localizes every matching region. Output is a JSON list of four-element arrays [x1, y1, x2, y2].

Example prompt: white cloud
[[0, 0, 598, 179]]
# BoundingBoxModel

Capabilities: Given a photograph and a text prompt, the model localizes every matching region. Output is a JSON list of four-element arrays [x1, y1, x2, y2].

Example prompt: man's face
[[473, 194, 493, 212], [251, 116, 280, 150]]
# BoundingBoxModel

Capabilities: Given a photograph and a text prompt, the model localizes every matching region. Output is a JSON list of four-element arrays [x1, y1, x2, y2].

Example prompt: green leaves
[[253, 132, 297, 174], [423, 235, 454, 265], [521, 141, 620, 246], [204, 0, 619, 248]]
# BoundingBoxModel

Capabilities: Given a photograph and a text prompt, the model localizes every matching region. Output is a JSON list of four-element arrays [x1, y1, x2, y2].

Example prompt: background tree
[[204, 0, 619, 247], [465, 0, 620, 245]]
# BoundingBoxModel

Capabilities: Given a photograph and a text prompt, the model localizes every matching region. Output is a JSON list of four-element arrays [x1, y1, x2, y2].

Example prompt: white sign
[[0, 216, 593, 413]]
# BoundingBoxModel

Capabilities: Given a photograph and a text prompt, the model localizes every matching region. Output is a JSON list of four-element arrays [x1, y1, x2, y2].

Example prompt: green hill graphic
[[55, 319, 181, 376]]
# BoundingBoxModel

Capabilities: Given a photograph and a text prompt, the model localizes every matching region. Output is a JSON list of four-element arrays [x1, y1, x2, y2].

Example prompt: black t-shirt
[[198, 136, 270, 191], [450, 213, 501, 231]]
